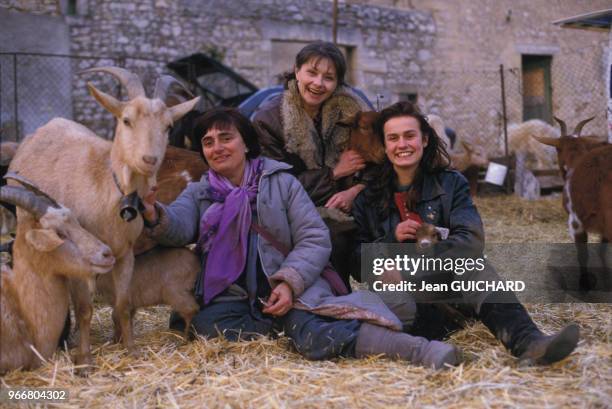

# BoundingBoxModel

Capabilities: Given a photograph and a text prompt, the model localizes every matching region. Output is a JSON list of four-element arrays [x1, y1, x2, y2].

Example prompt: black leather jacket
[[351, 170, 485, 279]]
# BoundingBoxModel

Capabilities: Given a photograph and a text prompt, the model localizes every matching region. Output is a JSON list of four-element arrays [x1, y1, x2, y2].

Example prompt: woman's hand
[[262, 282, 293, 316], [325, 184, 365, 212], [142, 186, 159, 224], [394, 219, 422, 242], [332, 149, 366, 180]]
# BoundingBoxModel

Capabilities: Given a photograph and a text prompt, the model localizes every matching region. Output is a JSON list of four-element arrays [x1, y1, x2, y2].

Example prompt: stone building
[[0, 0, 609, 153]]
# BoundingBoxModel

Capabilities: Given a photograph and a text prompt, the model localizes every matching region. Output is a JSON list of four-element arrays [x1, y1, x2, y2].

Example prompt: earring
[[245, 148, 249, 153]]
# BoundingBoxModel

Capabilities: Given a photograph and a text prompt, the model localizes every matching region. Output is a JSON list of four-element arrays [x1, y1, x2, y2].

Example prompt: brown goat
[[1, 179, 114, 373], [337, 111, 386, 165], [133, 146, 208, 255], [155, 146, 209, 204], [533, 116, 611, 290], [97, 247, 200, 340]]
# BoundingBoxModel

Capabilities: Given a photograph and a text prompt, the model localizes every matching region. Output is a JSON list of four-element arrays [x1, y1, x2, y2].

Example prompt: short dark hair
[[284, 41, 347, 87], [191, 107, 261, 163]]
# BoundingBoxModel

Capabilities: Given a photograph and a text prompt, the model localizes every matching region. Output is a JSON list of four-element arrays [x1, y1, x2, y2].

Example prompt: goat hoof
[[127, 347, 140, 359], [75, 364, 92, 377], [74, 354, 93, 377]]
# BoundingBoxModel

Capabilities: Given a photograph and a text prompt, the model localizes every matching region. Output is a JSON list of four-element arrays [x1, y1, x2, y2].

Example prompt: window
[[522, 55, 552, 123]]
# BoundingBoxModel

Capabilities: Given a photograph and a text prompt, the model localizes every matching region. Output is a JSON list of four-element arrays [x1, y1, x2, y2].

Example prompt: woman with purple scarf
[[142, 107, 459, 368]]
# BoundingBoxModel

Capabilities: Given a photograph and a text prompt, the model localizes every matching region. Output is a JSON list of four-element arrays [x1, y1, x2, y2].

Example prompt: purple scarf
[[198, 158, 263, 304]]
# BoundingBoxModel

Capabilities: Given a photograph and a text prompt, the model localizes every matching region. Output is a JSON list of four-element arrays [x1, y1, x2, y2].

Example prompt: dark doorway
[[522, 55, 553, 124]]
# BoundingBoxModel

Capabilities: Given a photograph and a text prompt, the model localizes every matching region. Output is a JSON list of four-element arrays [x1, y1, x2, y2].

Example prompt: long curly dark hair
[[365, 101, 451, 218]]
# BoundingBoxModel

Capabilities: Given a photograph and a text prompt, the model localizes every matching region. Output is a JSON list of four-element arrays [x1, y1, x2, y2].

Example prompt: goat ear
[[25, 228, 64, 252], [87, 83, 124, 118], [532, 134, 560, 148], [169, 97, 200, 123], [336, 112, 359, 128]]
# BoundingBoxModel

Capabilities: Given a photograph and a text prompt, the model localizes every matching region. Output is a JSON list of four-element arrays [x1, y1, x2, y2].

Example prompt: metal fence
[[0, 52, 169, 141], [1, 51, 608, 158]]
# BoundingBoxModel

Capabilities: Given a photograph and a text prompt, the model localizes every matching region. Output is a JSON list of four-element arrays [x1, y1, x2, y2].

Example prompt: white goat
[[1, 177, 114, 373], [504, 119, 560, 170], [9, 67, 199, 367]]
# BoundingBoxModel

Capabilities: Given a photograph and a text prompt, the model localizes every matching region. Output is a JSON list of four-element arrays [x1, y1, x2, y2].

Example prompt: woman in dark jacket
[[252, 41, 370, 209], [351, 101, 580, 365], [252, 41, 372, 286]]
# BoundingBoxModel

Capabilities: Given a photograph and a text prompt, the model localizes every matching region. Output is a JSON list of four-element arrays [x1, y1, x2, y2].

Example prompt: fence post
[[13, 53, 19, 140], [499, 64, 511, 194]]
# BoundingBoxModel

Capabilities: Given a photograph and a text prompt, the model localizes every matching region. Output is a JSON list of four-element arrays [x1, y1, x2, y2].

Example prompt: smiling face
[[383, 116, 428, 184], [201, 124, 247, 185], [294, 57, 338, 114]]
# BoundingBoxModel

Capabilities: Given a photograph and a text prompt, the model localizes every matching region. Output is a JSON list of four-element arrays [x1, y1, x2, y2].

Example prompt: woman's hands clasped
[[262, 282, 293, 316]]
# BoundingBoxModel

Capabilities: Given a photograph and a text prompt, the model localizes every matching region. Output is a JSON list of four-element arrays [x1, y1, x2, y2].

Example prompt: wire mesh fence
[[0, 53, 169, 141], [0, 52, 608, 159]]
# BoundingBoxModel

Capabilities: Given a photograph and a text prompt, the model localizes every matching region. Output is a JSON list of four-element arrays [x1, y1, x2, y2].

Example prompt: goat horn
[[553, 116, 567, 137], [3, 172, 61, 209], [153, 75, 193, 104], [79, 66, 145, 99], [573, 116, 595, 137], [0, 185, 54, 219]]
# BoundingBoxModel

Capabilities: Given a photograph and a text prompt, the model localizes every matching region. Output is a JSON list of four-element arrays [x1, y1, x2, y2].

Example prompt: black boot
[[479, 302, 579, 365]]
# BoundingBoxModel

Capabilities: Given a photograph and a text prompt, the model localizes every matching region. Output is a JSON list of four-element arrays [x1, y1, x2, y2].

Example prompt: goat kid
[[0, 178, 114, 373], [533, 116, 611, 290], [97, 247, 200, 340], [9, 67, 199, 367]]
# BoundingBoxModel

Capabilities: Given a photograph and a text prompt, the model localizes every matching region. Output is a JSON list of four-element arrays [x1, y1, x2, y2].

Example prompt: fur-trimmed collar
[[281, 80, 369, 169]]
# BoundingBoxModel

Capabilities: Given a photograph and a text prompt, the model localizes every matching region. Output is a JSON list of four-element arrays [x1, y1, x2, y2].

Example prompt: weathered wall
[[0, 7, 71, 140], [0, 0, 59, 15], [1, 0, 609, 152], [63, 0, 435, 136], [415, 0, 609, 152]]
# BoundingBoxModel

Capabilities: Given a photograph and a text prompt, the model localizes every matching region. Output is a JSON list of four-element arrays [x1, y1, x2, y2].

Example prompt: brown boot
[[355, 323, 460, 369]]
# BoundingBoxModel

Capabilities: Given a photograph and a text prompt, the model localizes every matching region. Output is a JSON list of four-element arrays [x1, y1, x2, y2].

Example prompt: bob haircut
[[192, 107, 261, 163], [284, 41, 347, 87]]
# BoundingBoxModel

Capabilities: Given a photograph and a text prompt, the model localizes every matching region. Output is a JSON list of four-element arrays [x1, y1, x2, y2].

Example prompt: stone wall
[[411, 0, 610, 153], [0, 0, 59, 15], [63, 0, 435, 137], [1, 0, 609, 152], [0, 7, 71, 140]]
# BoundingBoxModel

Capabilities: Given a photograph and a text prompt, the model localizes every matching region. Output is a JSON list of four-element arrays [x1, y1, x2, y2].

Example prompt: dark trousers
[[172, 301, 361, 361]]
